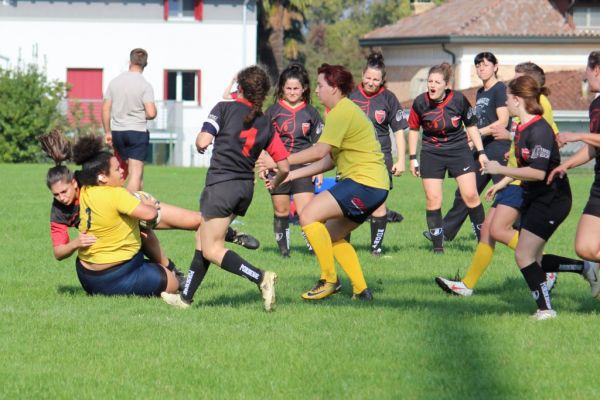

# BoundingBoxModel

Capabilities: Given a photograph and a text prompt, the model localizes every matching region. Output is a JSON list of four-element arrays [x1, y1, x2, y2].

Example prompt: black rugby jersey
[[408, 89, 477, 152], [475, 81, 510, 146], [265, 100, 323, 154], [50, 199, 80, 247], [515, 115, 561, 198], [349, 85, 408, 153], [202, 98, 289, 186], [587, 96, 600, 195]]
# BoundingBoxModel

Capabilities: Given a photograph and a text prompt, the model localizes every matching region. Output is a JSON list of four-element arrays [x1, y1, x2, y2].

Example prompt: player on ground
[[408, 63, 487, 253], [349, 51, 408, 256], [161, 65, 289, 312]]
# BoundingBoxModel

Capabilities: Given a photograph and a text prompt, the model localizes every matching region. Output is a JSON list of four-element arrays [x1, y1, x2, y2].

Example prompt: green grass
[[2, 163, 600, 399]]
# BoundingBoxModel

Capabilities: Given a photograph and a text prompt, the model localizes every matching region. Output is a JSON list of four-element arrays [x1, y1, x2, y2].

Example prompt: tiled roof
[[364, 0, 600, 39], [400, 70, 594, 111]]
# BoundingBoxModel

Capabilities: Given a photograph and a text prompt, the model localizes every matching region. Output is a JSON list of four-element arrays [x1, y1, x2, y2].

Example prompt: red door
[[66, 68, 103, 127]]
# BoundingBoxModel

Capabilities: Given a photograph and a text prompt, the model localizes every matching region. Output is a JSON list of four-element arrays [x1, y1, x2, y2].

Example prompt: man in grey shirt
[[102, 48, 156, 192]]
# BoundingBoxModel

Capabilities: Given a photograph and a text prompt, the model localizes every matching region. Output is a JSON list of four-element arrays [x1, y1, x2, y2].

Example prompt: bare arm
[[223, 77, 236, 100], [547, 144, 595, 183], [408, 129, 420, 177], [144, 102, 157, 120], [479, 106, 509, 137], [129, 196, 159, 221], [196, 131, 214, 154], [102, 99, 112, 145], [557, 132, 600, 148], [391, 129, 406, 176], [53, 233, 96, 261], [287, 142, 332, 166], [483, 162, 545, 181]]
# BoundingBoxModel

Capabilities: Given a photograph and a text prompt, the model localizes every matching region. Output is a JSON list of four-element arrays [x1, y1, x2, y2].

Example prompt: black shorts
[[328, 178, 388, 224], [271, 167, 314, 196], [420, 147, 474, 179], [200, 179, 254, 218], [583, 187, 600, 217], [520, 179, 572, 241], [112, 130, 150, 162]]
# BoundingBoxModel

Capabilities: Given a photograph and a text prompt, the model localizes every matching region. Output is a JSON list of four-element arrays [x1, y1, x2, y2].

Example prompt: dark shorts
[[328, 178, 388, 224], [420, 148, 474, 179], [492, 184, 523, 210], [520, 179, 572, 241], [271, 173, 314, 196], [112, 130, 150, 162], [75, 251, 167, 296], [200, 179, 254, 218], [583, 188, 600, 218]]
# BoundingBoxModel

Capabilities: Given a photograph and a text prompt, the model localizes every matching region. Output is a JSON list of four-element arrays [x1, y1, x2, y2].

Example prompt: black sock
[[225, 227, 236, 242], [345, 232, 351, 243], [541, 254, 584, 273], [520, 262, 552, 310], [467, 204, 485, 242], [426, 209, 444, 252], [181, 250, 211, 303], [220, 250, 263, 284], [370, 216, 387, 253], [273, 215, 290, 256]]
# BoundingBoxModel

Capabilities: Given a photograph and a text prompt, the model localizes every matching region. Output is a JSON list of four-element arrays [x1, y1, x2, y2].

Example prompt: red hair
[[317, 64, 354, 96]]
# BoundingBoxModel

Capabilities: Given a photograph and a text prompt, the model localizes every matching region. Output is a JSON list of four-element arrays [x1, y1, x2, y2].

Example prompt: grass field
[[2, 163, 600, 399]]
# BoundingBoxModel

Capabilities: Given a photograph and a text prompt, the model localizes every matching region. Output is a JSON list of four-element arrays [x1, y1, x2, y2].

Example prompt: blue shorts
[[492, 184, 523, 210], [75, 251, 167, 296], [112, 130, 150, 162], [328, 178, 388, 224]]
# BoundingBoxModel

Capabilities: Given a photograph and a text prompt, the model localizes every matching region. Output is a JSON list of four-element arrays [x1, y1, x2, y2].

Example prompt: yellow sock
[[507, 231, 519, 250], [332, 240, 367, 294], [302, 222, 336, 283], [462, 242, 494, 289]]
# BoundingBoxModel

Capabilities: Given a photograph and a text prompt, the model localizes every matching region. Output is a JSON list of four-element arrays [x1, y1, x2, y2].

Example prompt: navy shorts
[[112, 130, 150, 162], [420, 147, 474, 179], [492, 184, 523, 210], [521, 178, 572, 241], [328, 178, 388, 224], [75, 251, 167, 296], [201, 179, 254, 218]]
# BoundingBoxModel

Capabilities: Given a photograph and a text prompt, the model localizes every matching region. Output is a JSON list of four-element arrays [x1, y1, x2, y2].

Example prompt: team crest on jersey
[[451, 116, 461, 128], [521, 148, 530, 161], [375, 110, 386, 124], [302, 122, 311, 136]]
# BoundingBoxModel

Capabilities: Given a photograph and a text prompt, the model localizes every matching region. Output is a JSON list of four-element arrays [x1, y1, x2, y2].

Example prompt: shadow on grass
[[57, 285, 86, 296]]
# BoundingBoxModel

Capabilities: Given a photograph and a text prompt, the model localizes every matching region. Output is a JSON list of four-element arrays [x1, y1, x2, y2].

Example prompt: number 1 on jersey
[[240, 128, 257, 157]]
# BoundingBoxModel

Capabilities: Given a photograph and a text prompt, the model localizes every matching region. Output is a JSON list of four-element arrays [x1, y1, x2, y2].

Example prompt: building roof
[[363, 0, 600, 43], [400, 70, 594, 112]]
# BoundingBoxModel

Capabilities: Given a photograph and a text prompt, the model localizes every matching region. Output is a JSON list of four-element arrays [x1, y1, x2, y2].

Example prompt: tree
[[0, 64, 67, 162]]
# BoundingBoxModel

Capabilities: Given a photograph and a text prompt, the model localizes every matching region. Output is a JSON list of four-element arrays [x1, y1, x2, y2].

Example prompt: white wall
[[0, 18, 257, 166]]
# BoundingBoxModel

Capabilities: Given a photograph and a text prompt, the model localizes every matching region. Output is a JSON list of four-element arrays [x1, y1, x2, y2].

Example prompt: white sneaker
[[259, 271, 278, 312], [161, 292, 191, 309], [530, 309, 557, 320], [582, 261, 600, 298], [435, 277, 473, 297], [545, 273, 558, 292]]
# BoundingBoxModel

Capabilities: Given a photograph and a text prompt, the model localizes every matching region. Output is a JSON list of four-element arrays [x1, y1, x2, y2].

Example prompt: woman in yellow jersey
[[72, 135, 180, 296], [262, 64, 389, 301], [436, 62, 562, 296]]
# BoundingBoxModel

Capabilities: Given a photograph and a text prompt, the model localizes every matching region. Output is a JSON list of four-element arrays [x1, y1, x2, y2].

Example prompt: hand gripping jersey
[[514, 115, 561, 199], [50, 199, 80, 247], [202, 98, 289, 186], [409, 89, 477, 152], [265, 100, 323, 154], [349, 85, 408, 153]]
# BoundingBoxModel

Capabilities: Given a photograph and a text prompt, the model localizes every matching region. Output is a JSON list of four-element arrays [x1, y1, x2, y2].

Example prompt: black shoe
[[334, 278, 342, 293], [227, 229, 260, 250], [422, 230, 450, 242], [386, 209, 404, 223], [371, 248, 383, 257], [352, 288, 373, 301]]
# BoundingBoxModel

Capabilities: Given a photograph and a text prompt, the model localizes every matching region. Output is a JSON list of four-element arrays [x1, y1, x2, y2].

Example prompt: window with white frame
[[169, 0, 195, 18], [165, 70, 201, 105], [573, 6, 600, 28]]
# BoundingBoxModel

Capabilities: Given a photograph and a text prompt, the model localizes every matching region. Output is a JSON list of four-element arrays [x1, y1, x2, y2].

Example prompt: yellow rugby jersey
[[318, 97, 389, 190], [78, 186, 141, 264]]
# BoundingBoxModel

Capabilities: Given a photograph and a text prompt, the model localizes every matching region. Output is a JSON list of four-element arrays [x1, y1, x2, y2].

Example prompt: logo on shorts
[[451, 116, 461, 128], [350, 196, 367, 214], [463, 166, 471, 172], [521, 148, 530, 161], [375, 110, 386, 124], [302, 122, 311, 136]]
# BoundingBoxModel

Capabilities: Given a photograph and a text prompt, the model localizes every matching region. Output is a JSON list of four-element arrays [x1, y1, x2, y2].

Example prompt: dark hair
[[130, 48, 148, 68], [317, 63, 354, 96], [39, 130, 75, 189], [364, 51, 386, 85], [237, 65, 271, 125], [275, 63, 311, 104], [428, 62, 453, 84], [474, 52, 498, 66], [72, 135, 113, 186], [514, 62, 550, 96], [588, 51, 600, 70], [508, 75, 543, 116]]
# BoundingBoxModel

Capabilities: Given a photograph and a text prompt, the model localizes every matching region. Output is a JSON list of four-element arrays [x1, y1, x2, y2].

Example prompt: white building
[[0, 0, 258, 166]]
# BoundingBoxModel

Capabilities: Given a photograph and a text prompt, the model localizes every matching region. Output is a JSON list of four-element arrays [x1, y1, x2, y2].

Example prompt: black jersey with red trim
[[265, 100, 323, 154], [408, 89, 477, 152], [50, 199, 80, 247], [202, 98, 289, 186], [589, 96, 600, 178], [515, 115, 561, 198], [349, 85, 408, 153]]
